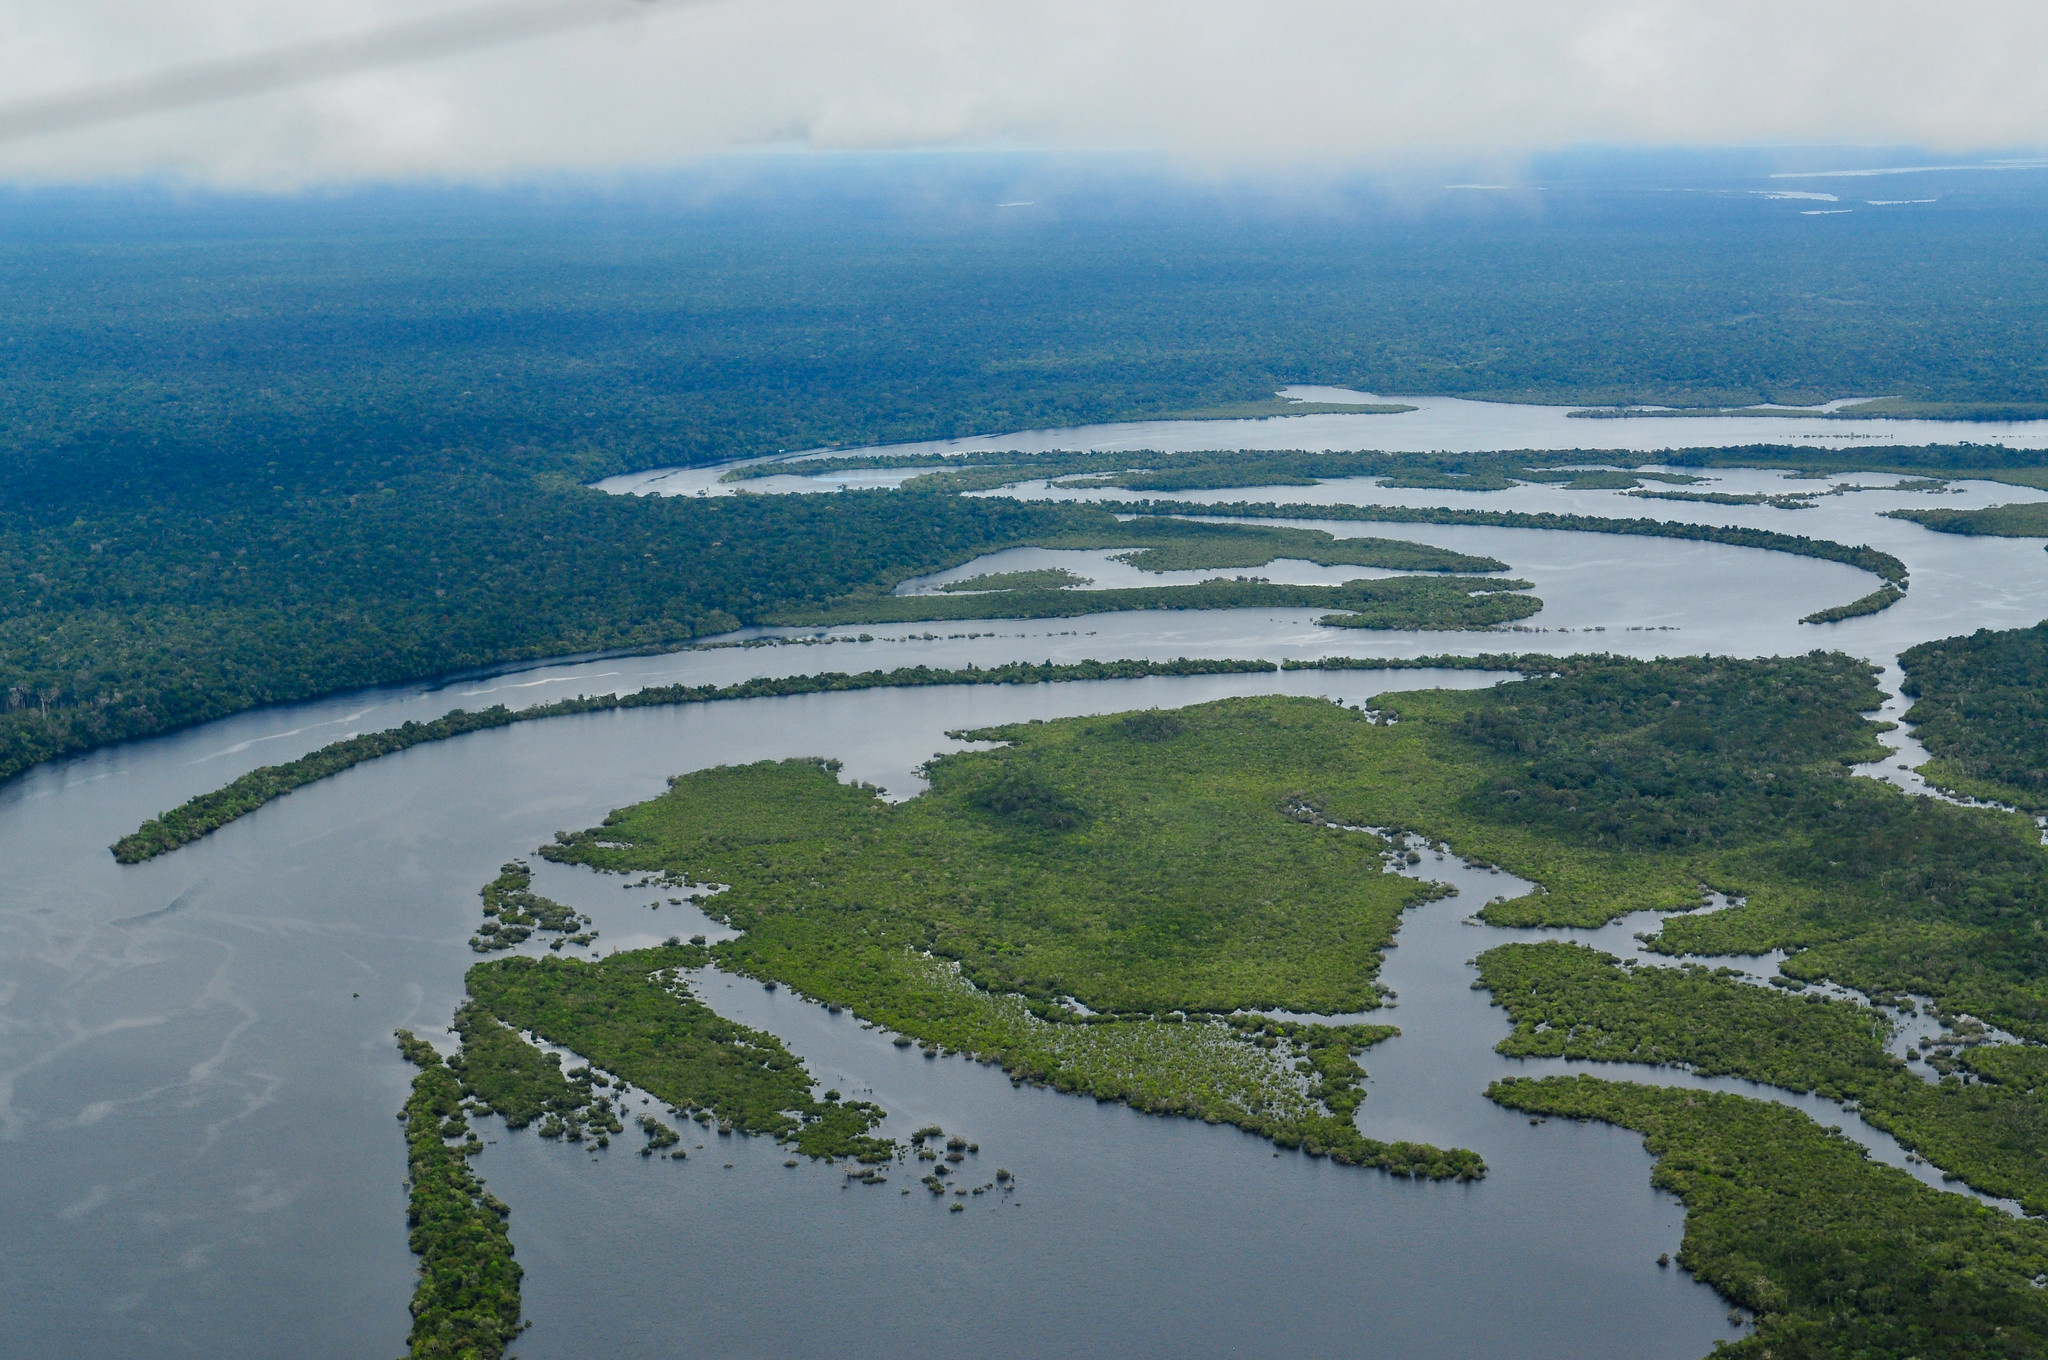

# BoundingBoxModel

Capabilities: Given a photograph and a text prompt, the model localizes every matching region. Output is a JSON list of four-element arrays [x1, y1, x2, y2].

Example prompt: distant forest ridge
[[7, 182, 2048, 783]]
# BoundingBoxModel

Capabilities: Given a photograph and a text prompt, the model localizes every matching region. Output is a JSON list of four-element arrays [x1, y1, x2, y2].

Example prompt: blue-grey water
[[6, 429, 2048, 1358]]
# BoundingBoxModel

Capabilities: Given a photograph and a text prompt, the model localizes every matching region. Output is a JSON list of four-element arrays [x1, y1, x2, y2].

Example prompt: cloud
[[0, 0, 2043, 187]]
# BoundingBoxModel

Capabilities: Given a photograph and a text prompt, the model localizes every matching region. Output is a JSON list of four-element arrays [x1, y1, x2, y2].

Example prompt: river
[[4, 422, 2047, 1357]]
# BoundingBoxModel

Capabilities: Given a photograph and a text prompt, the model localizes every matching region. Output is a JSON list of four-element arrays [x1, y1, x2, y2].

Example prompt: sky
[[2, 0, 2044, 188]]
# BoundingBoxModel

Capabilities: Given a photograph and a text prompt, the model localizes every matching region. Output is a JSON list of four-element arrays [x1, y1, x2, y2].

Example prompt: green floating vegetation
[[469, 861, 590, 952], [1899, 622, 2048, 812], [1800, 584, 1905, 625], [540, 707, 1486, 1179], [1478, 942, 2048, 1211], [1889, 501, 2048, 538], [1489, 1076, 2048, 1357], [466, 944, 894, 1162], [936, 568, 1093, 592], [107, 656, 1282, 864], [1116, 498, 1910, 589], [393, 1030, 522, 1360], [764, 575, 1538, 629]]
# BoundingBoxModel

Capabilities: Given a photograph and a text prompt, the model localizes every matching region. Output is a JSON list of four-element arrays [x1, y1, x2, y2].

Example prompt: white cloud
[[0, 0, 2043, 187]]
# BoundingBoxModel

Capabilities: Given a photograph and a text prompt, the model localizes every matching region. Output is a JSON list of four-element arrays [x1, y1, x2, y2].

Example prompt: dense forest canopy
[[7, 158, 2048, 782]]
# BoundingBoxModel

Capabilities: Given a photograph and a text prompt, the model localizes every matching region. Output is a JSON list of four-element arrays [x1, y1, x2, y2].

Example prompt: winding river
[[6, 416, 2048, 1358]]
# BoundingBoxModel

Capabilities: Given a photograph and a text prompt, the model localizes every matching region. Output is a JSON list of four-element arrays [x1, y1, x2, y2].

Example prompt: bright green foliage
[[394, 1030, 522, 1360], [465, 946, 894, 1162], [1899, 623, 2048, 812], [469, 861, 588, 952], [1478, 943, 2048, 1211], [547, 717, 1429, 1016], [766, 574, 1539, 629], [109, 655, 1283, 863], [1490, 1077, 2048, 1359], [447, 1003, 590, 1130], [539, 705, 1486, 1177], [936, 568, 1093, 592]]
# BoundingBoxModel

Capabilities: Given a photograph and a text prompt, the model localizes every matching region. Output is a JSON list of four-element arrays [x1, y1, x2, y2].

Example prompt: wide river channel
[[7, 403, 2048, 1358]]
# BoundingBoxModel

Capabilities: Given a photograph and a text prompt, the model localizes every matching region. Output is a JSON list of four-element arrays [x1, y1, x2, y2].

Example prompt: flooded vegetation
[[1490, 1077, 2048, 1357], [537, 712, 1486, 1177], [394, 1030, 523, 1360]]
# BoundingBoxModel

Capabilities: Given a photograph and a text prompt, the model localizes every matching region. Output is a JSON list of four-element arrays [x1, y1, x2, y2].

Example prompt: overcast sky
[[2, 0, 2044, 187]]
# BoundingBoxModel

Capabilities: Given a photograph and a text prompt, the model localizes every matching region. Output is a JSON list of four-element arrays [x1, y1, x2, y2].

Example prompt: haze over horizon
[[3, 0, 2046, 188]]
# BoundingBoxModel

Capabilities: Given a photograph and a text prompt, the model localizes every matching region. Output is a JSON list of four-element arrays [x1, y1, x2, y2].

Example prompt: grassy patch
[[538, 706, 1487, 1177]]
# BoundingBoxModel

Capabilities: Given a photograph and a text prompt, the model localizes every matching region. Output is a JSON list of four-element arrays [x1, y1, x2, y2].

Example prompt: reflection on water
[[9, 436, 2048, 1357]]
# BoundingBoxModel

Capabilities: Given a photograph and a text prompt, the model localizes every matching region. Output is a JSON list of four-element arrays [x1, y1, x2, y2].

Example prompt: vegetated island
[[531, 709, 1487, 1179], [1489, 1077, 2048, 1356], [1888, 500, 2048, 539], [1899, 621, 2048, 812], [1477, 940, 2048, 1212], [765, 575, 1537, 630], [936, 568, 1094, 592], [394, 1030, 522, 1360]]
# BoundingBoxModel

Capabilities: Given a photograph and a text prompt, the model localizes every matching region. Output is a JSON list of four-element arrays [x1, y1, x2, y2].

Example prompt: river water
[[6, 423, 2048, 1358]]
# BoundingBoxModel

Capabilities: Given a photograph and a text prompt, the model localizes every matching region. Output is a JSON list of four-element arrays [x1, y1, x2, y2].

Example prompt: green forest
[[1900, 623, 2048, 811], [1478, 941, 2048, 1211], [8, 180, 2048, 789]]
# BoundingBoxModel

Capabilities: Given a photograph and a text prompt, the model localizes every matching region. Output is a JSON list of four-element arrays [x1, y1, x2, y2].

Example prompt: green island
[[1490, 1077, 2048, 1358], [765, 574, 1537, 629], [937, 568, 1094, 592], [393, 1030, 523, 1360], [463, 943, 895, 1162], [533, 710, 1487, 1178], [1477, 941, 2048, 1211], [1889, 501, 2048, 538], [468, 861, 593, 953], [1900, 622, 2048, 811], [1799, 585, 1906, 625], [1630, 488, 1819, 509]]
